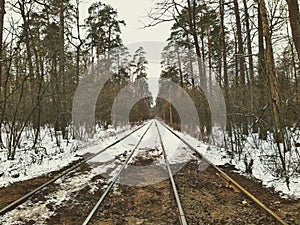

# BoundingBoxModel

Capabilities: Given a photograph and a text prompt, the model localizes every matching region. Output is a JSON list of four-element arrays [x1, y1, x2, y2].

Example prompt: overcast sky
[[80, 0, 172, 45], [80, 0, 173, 97]]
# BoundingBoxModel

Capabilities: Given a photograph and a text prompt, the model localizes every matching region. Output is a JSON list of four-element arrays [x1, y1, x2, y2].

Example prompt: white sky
[[80, 0, 172, 45], [80, 0, 173, 97], [80, 0, 173, 98]]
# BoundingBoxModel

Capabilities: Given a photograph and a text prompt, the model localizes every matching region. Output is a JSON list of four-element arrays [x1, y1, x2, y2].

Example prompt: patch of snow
[[156, 121, 300, 199], [0, 123, 144, 188], [0, 170, 101, 224]]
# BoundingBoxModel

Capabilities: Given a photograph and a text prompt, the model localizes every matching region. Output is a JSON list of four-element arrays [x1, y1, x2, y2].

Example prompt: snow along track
[[155, 121, 188, 225], [82, 121, 153, 225], [0, 122, 148, 217], [1, 120, 292, 224], [157, 120, 288, 225]]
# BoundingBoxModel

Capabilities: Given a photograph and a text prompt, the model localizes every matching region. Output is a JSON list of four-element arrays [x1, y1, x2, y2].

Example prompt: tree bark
[[220, 0, 232, 136], [259, 0, 286, 171], [242, 0, 255, 130], [0, 0, 4, 89], [75, 0, 83, 86], [58, 0, 68, 139], [187, 0, 207, 91], [0, 0, 5, 147], [175, 45, 184, 87], [257, 3, 268, 140], [242, 0, 254, 85], [233, 0, 248, 135], [286, 0, 300, 62]]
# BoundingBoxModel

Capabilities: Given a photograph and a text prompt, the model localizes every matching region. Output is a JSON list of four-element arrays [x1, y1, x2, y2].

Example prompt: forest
[[0, 0, 299, 189], [153, 0, 300, 187]]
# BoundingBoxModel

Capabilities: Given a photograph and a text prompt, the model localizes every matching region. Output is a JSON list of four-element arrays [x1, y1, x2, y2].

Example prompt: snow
[[0, 123, 140, 188], [229, 131, 300, 199], [1, 119, 299, 198], [0, 119, 299, 224], [0, 170, 103, 224], [154, 122, 300, 199]]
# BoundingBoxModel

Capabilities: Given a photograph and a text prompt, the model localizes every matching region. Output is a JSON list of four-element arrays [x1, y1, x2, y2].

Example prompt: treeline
[[0, 1, 151, 160], [151, 0, 299, 177]]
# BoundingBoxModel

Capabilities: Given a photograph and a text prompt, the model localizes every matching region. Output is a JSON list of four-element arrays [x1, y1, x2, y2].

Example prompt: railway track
[[81, 120, 288, 225], [0, 121, 149, 217], [0, 119, 293, 224], [82, 121, 153, 225], [157, 120, 288, 225], [155, 121, 187, 225], [82, 121, 187, 225]]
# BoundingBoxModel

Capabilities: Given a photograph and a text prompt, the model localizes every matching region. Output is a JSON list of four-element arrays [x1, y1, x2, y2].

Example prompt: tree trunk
[[0, 0, 5, 147], [75, 0, 83, 86], [259, 0, 286, 171], [242, 0, 255, 132], [32, 45, 44, 148], [220, 0, 232, 137], [207, 29, 212, 98], [286, 0, 300, 62], [175, 45, 184, 88], [187, 0, 206, 91], [233, 0, 248, 135], [257, 4, 268, 140], [187, 36, 195, 86], [169, 104, 173, 124], [242, 0, 254, 85], [59, 1, 68, 139]]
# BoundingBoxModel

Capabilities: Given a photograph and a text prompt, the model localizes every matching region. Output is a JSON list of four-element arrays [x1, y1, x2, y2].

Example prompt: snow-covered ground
[[0, 123, 141, 188], [0, 169, 103, 224], [228, 131, 300, 199], [0, 119, 299, 200], [162, 123, 300, 199], [1, 119, 300, 225]]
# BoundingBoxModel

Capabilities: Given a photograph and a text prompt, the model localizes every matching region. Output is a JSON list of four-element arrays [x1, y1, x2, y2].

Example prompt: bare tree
[[0, 0, 5, 147], [286, 0, 300, 62], [259, 0, 286, 172], [146, 0, 207, 91], [233, 0, 248, 135]]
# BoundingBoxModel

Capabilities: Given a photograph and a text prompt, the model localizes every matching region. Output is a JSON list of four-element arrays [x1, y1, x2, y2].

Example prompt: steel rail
[[0, 122, 148, 216], [158, 120, 288, 225], [82, 121, 153, 225], [155, 121, 188, 225]]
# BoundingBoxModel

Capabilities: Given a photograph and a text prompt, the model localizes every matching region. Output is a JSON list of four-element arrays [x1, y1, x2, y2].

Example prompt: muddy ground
[[0, 154, 299, 225]]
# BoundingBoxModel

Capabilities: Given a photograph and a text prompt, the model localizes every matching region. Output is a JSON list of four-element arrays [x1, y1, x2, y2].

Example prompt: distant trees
[[85, 2, 125, 60], [129, 47, 152, 122]]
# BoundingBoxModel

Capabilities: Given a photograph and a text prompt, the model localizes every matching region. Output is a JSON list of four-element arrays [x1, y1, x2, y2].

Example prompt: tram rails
[[82, 122, 153, 224], [84, 120, 288, 225], [82, 121, 189, 225], [0, 119, 293, 224], [0, 121, 149, 217], [157, 120, 288, 225], [155, 121, 187, 225]]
